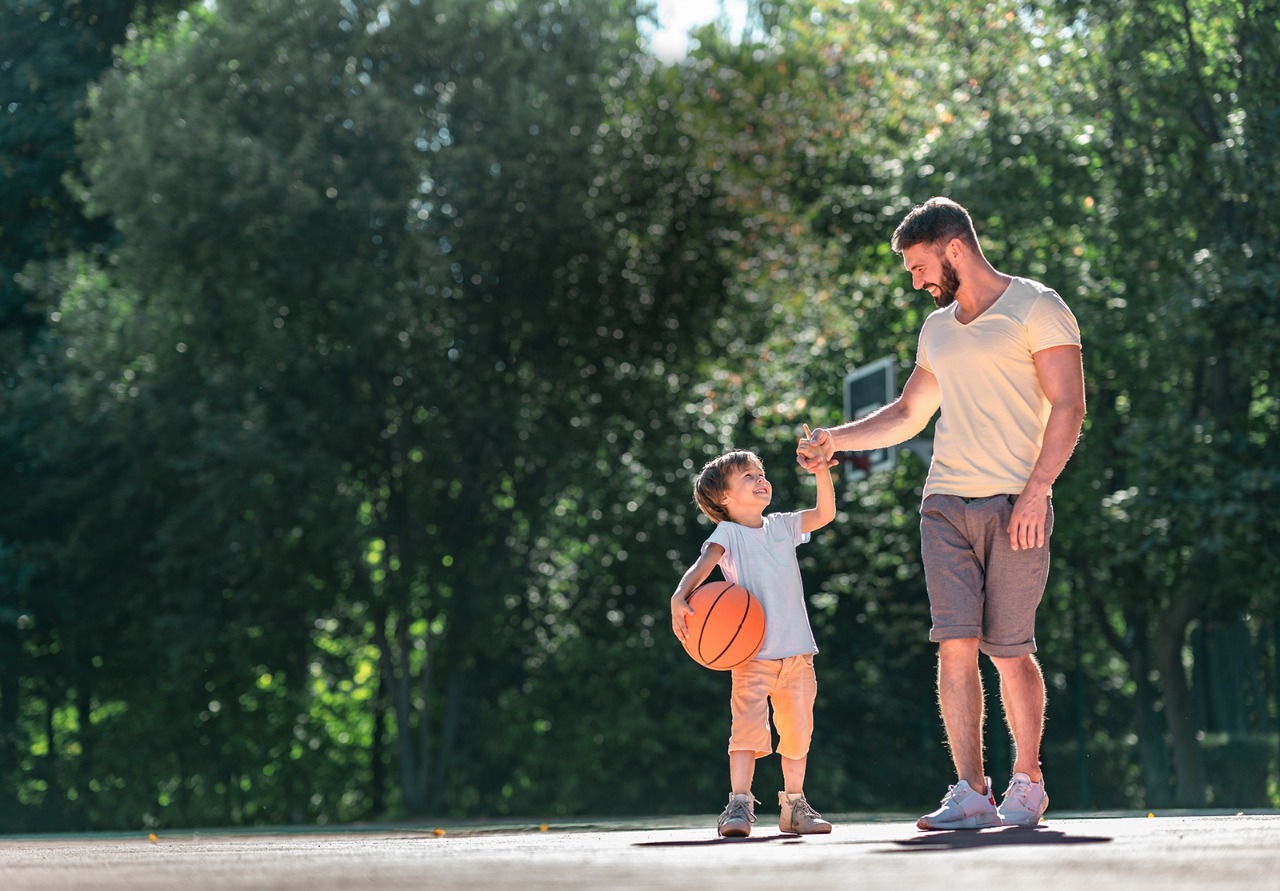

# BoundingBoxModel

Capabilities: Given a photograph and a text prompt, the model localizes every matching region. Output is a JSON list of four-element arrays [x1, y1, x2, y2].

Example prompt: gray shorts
[[919, 494, 1054, 657]]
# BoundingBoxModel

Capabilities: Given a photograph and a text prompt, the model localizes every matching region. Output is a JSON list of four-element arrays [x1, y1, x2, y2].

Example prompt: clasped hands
[[796, 425, 838, 473]]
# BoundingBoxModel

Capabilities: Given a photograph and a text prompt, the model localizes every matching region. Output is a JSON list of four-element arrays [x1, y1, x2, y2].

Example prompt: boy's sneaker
[[718, 793, 757, 838], [916, 777, 999, 830], [778, 791, 832, 834], [997, 772, 1049, 826]]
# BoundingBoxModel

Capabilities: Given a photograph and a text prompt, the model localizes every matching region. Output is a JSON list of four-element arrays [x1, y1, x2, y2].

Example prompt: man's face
[[902, 242, 960, 308]]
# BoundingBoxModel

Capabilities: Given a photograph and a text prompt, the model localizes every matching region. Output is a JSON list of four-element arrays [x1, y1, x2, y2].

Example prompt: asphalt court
[[2, 811, 1278, 890]]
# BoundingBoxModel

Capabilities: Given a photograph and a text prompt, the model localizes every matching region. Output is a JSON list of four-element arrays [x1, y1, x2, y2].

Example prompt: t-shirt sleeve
[[916, 319, 933, 373], [704, 522, 732, 558], [775, 511, 810, 547], [1028, 291, 1082, 353]]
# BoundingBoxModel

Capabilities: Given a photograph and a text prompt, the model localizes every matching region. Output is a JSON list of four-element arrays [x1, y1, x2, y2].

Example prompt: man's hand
[[796, 425, 837, 472], [1008, 491, 1049, 551]]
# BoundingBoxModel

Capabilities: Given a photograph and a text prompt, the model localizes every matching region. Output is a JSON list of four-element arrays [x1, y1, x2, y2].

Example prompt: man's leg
[[992, 653, 1045, 782], [937, 637, 987, 793], [917, 636, 999, 829], [917, 496, 1000, 829]]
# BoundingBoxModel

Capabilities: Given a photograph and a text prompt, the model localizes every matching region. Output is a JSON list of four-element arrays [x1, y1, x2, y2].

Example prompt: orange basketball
[[682, 581, 766, 670]]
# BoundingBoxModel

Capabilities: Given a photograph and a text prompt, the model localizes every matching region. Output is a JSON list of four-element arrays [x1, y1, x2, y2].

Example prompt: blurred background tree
[[1, 0, 1277, 830]]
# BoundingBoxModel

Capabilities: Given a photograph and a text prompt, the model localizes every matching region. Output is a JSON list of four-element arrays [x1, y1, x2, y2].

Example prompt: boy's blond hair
[[693, 450, 763, 524]]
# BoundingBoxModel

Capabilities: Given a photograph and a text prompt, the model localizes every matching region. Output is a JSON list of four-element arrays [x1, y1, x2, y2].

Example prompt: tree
[[1048, 0, 1280, 806], [0, 0, 742, 826]]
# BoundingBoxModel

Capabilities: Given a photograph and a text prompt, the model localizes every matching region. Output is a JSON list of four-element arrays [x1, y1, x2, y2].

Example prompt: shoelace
[[1004, 779, 1033, 805], [722, 797, 757, 824], [791, 798, 821, 820], [939, 783, 992, 807]]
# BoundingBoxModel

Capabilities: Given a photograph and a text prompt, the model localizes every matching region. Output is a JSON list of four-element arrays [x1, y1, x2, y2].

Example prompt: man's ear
[[946, 237, 965, 260]]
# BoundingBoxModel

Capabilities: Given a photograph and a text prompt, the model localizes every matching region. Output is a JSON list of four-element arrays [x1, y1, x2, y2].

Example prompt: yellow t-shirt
[[916, 277, 1081, 498]]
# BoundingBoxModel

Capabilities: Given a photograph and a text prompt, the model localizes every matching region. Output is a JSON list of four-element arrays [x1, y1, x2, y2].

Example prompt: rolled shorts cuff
[[928, 627, 1038, 657], [978, 638, 1038, 658], [928, 624, 982, 643]]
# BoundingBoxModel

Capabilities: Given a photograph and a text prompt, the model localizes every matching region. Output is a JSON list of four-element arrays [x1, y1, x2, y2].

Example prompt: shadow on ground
[[634, 834, 810, 848], [887, 826, 1112, 852]]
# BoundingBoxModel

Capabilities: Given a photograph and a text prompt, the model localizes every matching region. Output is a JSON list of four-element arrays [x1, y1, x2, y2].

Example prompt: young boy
[[670, 436, 836, 838]]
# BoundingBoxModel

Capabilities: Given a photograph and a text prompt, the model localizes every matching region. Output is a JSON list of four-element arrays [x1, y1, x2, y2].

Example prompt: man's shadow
[[887, 825, 1112, 852]]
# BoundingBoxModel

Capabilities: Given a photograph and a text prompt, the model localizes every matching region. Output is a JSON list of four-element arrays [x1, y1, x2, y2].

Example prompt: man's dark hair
[[891, 197, 979, 254]]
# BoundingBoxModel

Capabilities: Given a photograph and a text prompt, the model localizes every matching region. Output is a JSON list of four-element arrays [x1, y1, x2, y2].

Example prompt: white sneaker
[[916, 778, 999, 830], [997, 772, 1048, 826]]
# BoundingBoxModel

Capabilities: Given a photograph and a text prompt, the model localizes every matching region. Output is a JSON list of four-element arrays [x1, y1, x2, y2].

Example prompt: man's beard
[[932, 257, 960, 308]]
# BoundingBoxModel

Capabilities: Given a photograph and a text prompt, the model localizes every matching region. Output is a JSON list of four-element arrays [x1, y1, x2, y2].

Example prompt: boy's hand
[[670, 593, 694, 642], [796, 424, 838, 473], [796, 451, 833, 474]]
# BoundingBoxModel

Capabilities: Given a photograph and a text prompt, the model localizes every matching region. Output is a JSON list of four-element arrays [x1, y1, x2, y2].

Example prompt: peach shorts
[[727, 654, 817, 760]]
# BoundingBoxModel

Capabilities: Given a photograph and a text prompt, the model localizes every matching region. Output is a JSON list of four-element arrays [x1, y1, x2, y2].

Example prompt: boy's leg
[[772, 656, 830, 835], [720, 753, 759, 838], [780, 755, 806, 795], [720, 661, 774, 838], [730, 750, 756, 795]]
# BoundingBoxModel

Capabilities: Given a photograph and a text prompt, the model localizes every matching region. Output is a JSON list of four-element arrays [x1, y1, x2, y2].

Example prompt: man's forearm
[[1024, 403, 1085, 495]]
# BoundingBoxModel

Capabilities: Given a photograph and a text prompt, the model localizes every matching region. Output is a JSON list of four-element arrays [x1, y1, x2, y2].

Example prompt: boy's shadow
[[636, 833, 807, 848], [888, 826, 1112, 852]]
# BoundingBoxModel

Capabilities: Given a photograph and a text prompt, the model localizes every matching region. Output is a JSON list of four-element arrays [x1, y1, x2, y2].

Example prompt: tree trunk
[[0, 621, 22, 805], [1123, 608, 1173, 807], [370, 653, 387, 816], [1154, 587, 1206, 806], [377, 612, 425, 814]]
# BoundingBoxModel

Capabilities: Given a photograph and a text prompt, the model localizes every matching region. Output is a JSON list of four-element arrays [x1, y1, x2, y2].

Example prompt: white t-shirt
[[917, 276, 1081, 498], [703, 511, 817, 660]]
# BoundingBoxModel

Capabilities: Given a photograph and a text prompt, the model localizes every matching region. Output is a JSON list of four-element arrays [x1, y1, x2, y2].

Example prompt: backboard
[[842, 356, 897, 482]]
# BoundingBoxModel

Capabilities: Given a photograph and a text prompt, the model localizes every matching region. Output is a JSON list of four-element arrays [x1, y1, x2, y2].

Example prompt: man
[[800, 197, 1085, 829]]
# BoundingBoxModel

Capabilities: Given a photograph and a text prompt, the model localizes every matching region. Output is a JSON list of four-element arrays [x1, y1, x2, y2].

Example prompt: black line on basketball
[[705, 585, 750, 668], [696, 581, 733, 664]]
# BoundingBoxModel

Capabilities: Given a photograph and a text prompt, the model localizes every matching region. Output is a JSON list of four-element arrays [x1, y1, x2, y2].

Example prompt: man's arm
[[802, 364, 941, 461], [1009, 344, 1086, 550]]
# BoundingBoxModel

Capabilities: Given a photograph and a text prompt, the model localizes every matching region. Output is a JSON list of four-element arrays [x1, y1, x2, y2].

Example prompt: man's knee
[[990, 652, 1041, 675], [937, 637, 980, 663]]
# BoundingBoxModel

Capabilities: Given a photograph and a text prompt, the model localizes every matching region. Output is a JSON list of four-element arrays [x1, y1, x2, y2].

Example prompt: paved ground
[[2, 811, 1279, 890]]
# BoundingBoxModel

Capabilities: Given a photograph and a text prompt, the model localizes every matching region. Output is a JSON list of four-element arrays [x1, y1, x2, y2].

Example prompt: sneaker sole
[[916, 812, 1001, 831], [780, 824, 832, 835], [719, 825, 751, 838]]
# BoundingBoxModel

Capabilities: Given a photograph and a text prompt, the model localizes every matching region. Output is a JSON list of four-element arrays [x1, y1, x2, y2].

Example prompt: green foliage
[[2, 0, 1279, 830]]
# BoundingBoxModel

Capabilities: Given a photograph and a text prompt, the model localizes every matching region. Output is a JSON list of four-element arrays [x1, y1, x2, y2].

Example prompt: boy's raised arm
[[799, 463, 836, 535]]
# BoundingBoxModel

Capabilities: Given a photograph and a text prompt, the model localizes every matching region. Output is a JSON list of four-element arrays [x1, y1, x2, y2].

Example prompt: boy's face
[[719, 460, 772, 519]]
